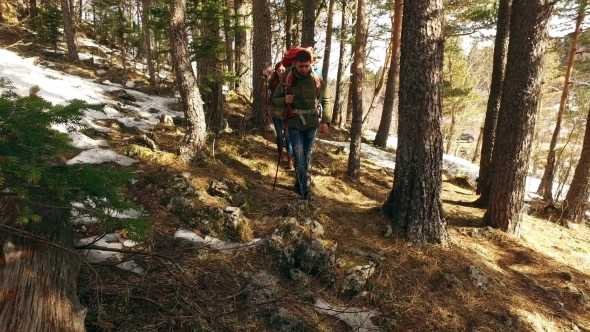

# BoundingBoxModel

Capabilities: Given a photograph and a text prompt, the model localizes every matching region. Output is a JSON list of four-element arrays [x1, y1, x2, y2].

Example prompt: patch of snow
[[174, 229, 263, 254], [116, 260, 146, 275], [66, 148, 138, 166], [68, 132, 110, 149], [77, 235, 122, 263], [314, 297, 382, 332]]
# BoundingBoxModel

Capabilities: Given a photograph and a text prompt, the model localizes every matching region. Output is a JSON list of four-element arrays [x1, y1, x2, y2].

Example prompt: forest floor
[[1, 25, 590, 332]]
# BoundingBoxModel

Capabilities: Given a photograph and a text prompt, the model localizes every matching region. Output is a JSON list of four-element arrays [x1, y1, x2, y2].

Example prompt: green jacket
[[267, 76, 284, 120], [271, 69, 332, 131]]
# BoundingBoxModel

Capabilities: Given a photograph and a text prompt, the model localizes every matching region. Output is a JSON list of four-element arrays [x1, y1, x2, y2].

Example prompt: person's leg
[[272, 118, 284, 155], [288, 127, 306, 196], [300, 128, 317, 197]]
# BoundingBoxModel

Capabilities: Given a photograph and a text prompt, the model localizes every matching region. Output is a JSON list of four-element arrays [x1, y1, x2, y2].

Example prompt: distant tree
[[475, 0, 512, 207], [142, 0, 157, 86], [321, 0, 336, 84], [537, 0, 587, 203], [347, 0, 367, 178], [563, 104, 590, 223], [381, 0, 449, 245], [234, 0, 252, 96], [60, 0, 79, 61], [252, 0, 272, 127], [169, 0, 207, 161], [483, 0, 555, 235], [374, 0, 402, 148], [332, 0, 351, 127]]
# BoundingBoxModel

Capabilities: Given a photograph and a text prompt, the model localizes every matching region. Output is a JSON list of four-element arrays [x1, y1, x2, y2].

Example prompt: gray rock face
[[470, 226, 495, 239], [301, 218, 324, 236], [208, 178, 245, 206], [442, 272, 464, 290], [168, 196, 196, 219], [244, 270, 280, 306], [266, 307, 305, 332]]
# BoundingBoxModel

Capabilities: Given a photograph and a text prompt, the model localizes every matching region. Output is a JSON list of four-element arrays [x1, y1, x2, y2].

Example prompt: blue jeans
[[288, 127, 317, 196], [272, 118, 293, 157]]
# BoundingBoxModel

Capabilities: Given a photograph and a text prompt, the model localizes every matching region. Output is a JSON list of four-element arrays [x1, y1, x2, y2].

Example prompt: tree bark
[[301, 0, 315, 47], [142, 0, 157, 86], [381, 0, 449, 245], [332, 0, 349, 127], [474, 0, 512, 207], [29, 0, 38, 18], [0, 202, 86, 331], [61, 0, 79, 62], [563, 105, 590, 223], [252, 0, 272, 128], [224, 0, 235, 79], [374, 0, 403, 147], [483, 0, 554, 235], [346, 0, 367, 178], [170, 0, 207, 161], [285, 0, 293, 50], [321, 0, 336, 84], [537, 0, 587, 202], [234, 0, 252, 97]]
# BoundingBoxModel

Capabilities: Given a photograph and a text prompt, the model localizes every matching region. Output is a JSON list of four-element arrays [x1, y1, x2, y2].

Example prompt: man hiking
[[272, 49, 331, 200]]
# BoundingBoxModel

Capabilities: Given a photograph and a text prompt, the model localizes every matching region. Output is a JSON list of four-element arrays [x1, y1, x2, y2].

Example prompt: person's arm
[[271, 82, 287, 108]]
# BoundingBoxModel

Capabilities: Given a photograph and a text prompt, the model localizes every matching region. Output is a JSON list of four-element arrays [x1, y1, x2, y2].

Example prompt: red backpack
[[281, 47, 314, 68]]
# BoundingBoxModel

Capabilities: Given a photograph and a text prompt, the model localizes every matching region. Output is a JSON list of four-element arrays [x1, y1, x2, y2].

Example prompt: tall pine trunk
[[170, 0, 207, 161], [347, 0, 367, 178], [321, 0, 336, 84], [474, 0, 512, 207], [252, 0, 272, 128], [332, 0, 349, 127], [234, 0, 252, 97], [537, 0, 587, 202], [563, 104, 590, 223], [0, 203, 86, 331], [285, 0, 293, 50], [484, 0, 554, 235], [302, 0, 315, 47], [61, 0, 79, 61], [373, 0, 402, 148], [381, 0, 449, 245]]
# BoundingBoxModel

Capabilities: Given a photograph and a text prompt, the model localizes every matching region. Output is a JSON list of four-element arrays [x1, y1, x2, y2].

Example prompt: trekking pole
[[264, 88, 270, 144], [272, 103, 291, 191]]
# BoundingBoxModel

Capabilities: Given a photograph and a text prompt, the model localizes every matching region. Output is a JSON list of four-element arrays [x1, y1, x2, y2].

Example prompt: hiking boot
[[287, 156, 294, 169]]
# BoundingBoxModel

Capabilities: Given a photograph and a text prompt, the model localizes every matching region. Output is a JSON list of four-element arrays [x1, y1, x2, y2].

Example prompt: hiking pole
[[264, 87, 270, 144], [272, 123, 287, 191]]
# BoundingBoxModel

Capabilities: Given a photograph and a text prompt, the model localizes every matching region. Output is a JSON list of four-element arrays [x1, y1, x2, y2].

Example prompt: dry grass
[[1, 27, 589, 331]]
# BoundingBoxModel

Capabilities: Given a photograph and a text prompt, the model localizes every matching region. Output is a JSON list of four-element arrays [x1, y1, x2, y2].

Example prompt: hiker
[[272, 49, 331, 199], [267, 62, 294, 169]]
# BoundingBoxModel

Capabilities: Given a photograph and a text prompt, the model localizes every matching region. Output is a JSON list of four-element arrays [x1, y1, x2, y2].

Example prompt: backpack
[[281, 47, 315, 68], [282, 66, 323, 120]]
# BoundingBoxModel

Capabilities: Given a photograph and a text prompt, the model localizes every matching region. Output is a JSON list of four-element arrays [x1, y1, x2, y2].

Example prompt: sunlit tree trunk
[[321, 0, 336, 84], [347, 0, 367, 178], [381, 0, 449, 245], [474, 0, 512, 207], [285, 0, 293, 50], [224, 0, 235, 79], [0, 204, 86, 331], [332, 0, 349, 127], [563, 105, 590, 223], [61, 0, 79, 61], [252, 0, 272, 128], [484, 0, 554, 235], [537, 0, 587, 203], [374, 0, 402, 148], [170, 0, 207, 161], [234, 0, 252, 97]]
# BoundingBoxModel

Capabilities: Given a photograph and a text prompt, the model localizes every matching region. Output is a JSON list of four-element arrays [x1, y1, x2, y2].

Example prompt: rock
[[208, 178, 245, 206], [128, 134, 158, 151], [267, 307, 305, 332], [168, 196, 196, 219], [244, 270, 280, 306], [335, 258, 346, 268], [148, 108, 160, 113], [341, 262, 376, 294], [343, 247, 385, 262], [351, 228, 360, 237], [501, 315, 513, 327], [364, 223, 379, 233], [442, 272, 464, 290], [556, 271, 574, 282], [468, 266, 488, 291], [301, 218, 324, 236], [160, 114, 174, 125], [383, 225, 393, 238], [334, 146, 350, 155], [471, 226, 495, 239], [289, 268, 310, 286], [295, 238, 337, 286]]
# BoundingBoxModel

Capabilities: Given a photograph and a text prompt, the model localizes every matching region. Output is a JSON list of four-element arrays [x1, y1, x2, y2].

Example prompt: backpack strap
[[282, 67, 323, 120]]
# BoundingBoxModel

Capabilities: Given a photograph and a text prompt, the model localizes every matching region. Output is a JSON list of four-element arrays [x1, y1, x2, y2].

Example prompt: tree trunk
[[483, 0, 554, 235], [29, 0, 38, 18], [563, 105, 590, 223], [170, 0, 207, 161], [234, 0, 252, 97], [471, 126, 484, 163], [374, 0, 403, 148], [142, 0, 157, 86], [332, 0, 348, 127], [347, 0, 367, 178], [285, 0, 293, 50], [224, 0, 235, 79], [0, 202, 86, 331], [321, 0, 336, 84], [301, 0, 315, 47], [61, 0, 79, 62], [381, 0, 449, 245], [537, 0, 587, 202], [252, 0, 272, 128], [474, 0, 512, 207]]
